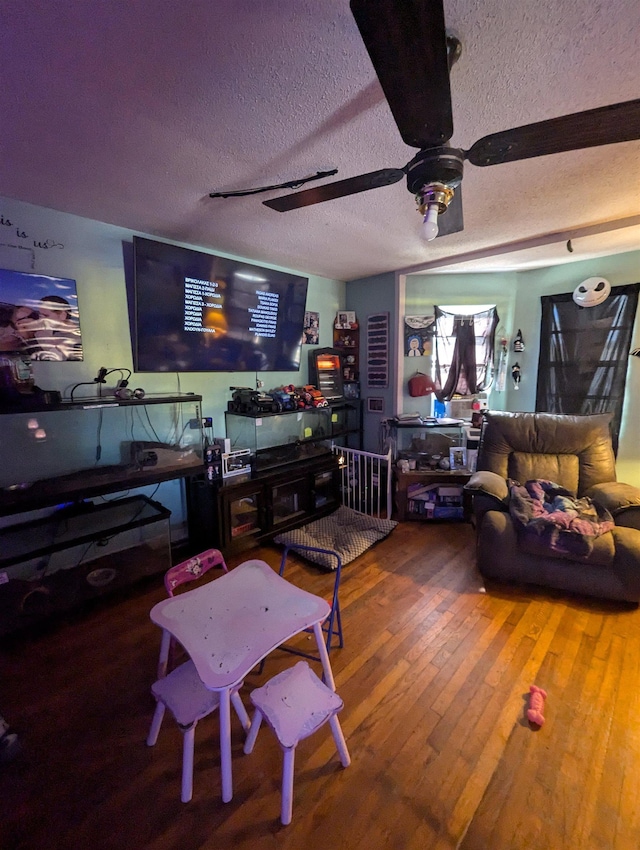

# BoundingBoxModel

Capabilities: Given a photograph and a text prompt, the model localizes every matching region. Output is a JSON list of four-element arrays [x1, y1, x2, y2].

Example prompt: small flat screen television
[[133, 237, 308, 372]]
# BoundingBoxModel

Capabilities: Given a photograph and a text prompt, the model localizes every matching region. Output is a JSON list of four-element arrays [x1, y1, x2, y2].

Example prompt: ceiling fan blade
[[263, 168, 405, 212], [467, 99, 640, 167], [350, 0, 453, 148], [437, 186, 464, 237]]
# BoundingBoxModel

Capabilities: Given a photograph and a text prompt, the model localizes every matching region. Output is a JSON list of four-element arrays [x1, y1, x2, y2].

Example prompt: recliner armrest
[[465, 471, 510, 509], [586, 482, 640, 531]]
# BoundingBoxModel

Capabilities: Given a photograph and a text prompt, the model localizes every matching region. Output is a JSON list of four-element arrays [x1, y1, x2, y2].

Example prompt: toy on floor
[[527, 684, 547, 726]]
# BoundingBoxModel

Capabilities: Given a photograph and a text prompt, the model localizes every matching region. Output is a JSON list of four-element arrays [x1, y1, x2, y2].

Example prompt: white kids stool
[[243, 661, 350, 825], [147, 660, 249, 802]]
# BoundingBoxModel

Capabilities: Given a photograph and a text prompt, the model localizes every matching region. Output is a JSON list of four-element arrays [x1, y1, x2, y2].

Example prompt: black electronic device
[[129, 440, 200, 471], [133, 237, 309, 373], [308, 348, 344, 402], [0, 352, 62, 409]]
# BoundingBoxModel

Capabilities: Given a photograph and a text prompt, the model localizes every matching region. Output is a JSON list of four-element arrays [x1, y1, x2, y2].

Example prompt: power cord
[[69, 367, 132, 402]]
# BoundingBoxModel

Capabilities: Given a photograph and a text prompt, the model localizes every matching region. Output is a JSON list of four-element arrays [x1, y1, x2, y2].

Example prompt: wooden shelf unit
[[395, 470, 471, 522], [333, 319, 359, 383]]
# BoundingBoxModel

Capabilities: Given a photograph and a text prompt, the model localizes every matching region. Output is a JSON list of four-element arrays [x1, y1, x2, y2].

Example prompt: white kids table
[[149, 558, 335, 802]]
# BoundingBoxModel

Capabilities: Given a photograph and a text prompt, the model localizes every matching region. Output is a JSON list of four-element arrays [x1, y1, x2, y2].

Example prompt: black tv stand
[[188, 452, 341, 556], [189, 400, 363, 554]]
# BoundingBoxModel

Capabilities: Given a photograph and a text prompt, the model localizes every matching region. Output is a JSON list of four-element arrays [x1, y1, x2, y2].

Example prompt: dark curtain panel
[[434, 307, 499, 401], [536, 283, 640, 451]]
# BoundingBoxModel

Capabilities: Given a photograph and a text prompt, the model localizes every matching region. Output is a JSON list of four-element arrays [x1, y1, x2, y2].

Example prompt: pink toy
[[527, 684, 547, 726]]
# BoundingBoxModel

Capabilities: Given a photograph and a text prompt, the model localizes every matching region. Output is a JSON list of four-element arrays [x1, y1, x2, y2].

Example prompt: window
[[433, 306, 499, 401], [536, 283, 640, 451]]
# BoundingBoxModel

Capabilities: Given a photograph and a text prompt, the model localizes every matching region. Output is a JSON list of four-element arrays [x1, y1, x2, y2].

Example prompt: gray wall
[[346, 271, 396, 452]]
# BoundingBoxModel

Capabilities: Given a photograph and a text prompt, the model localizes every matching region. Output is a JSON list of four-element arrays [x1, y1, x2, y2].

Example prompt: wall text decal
[[0, 212, 65, 258]]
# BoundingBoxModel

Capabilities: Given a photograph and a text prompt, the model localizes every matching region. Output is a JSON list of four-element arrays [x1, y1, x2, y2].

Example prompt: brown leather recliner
[[465, 411, 640, 603]]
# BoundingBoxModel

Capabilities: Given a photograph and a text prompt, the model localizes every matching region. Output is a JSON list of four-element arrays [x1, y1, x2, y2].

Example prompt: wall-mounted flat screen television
[[133, 237, 308, 372], [0, 267, 83, 361]]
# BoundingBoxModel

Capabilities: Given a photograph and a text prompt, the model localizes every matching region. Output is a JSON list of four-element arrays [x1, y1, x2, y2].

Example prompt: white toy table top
[[150, 559, 330, 689]]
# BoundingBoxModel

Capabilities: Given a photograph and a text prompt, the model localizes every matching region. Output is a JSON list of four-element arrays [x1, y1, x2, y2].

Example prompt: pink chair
[[164, 547, 228, 594], [146, 549, 251, 802], [243, 661, 350, 824], [157, 548, 228, 679]]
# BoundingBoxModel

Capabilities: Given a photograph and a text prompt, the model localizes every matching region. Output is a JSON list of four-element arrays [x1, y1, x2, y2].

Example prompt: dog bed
[[273, 505, 397, 570]]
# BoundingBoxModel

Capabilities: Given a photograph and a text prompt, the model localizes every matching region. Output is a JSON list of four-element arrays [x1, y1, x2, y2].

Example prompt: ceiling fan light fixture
[[417, 182, 454, 241], [258, 1, 640, 231], [421, 204, 440, 241]]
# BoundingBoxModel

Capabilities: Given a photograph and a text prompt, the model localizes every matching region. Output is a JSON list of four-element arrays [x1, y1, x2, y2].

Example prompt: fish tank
[[0, 393, 204, 513], [225, 408, 333, 472]]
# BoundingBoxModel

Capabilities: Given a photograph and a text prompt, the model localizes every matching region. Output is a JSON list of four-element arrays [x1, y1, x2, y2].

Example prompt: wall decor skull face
[[573, 277, 611, 307]]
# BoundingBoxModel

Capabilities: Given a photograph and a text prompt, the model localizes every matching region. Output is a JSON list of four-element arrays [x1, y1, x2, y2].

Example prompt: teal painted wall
[[0, 196, 346, 538], [346, 251, 640, 485], [403, 270, 518, 416], [512, 250, 640, 484]]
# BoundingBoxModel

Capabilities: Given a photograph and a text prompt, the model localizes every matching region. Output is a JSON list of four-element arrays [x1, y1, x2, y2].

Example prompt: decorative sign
[[367, 312, 389, 388], [404, 315, 435, 357], [0, 211, 65, 271]]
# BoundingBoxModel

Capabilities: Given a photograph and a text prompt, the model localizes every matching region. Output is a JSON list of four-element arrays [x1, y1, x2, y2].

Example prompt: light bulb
[[421, 203, 439, 241]]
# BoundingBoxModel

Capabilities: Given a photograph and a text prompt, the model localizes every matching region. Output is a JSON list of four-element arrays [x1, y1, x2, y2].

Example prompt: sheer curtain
[[433, 307, 499, 401], [536, 283, 639, 452]]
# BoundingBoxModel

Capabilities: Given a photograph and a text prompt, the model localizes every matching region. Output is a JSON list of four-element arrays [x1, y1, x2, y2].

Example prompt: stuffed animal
[[527, 684, 547, 726]]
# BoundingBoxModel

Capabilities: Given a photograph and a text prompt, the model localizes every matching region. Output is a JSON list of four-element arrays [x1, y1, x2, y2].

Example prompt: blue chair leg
[[277, 543, 344, 658]]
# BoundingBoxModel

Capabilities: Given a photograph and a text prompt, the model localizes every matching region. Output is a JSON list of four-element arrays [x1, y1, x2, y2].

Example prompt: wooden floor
[[2, 520, 640, 850]]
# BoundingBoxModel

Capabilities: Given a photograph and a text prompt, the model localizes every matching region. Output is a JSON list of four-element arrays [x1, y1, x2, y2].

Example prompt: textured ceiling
[[1, 0, 639, 280]]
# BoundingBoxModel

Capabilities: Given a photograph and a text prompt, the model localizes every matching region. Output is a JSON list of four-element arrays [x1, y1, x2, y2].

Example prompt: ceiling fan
[[263, 0, 640, 241]]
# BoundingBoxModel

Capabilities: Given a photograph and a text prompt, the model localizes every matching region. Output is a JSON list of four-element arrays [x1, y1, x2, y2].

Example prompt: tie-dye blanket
[[509, 479, 615, 557]]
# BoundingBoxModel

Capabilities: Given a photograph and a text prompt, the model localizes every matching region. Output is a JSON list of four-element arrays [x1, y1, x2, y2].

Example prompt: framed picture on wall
[[303, 310, 319, 344], [404, 315, 435, 358], [335, 310, 357, 329], [367, 397, 384, 414], [0, 267, 83, 361]]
